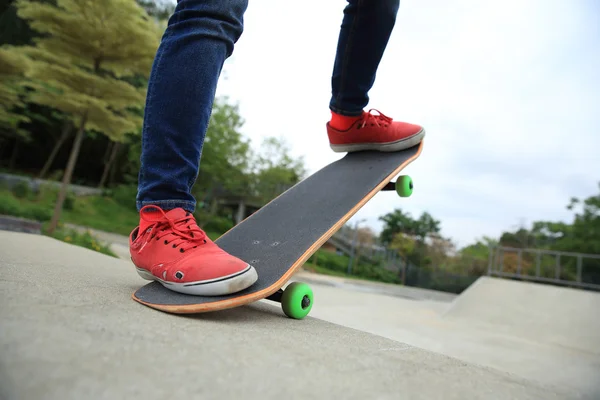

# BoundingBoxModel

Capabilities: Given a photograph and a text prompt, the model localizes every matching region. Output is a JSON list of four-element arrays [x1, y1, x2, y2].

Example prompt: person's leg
[[330, 0, 400, 116], [129, 0, 258, 296], [326, 0, 425, 153], [136, 0, 248, 213]]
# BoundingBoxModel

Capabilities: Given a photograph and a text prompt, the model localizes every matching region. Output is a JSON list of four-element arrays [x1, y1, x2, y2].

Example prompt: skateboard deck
[[132, 141, 423, 318]]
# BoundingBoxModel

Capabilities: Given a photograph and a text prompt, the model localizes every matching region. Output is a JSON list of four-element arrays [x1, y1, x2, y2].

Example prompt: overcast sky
[[168, 0, 600, 248]]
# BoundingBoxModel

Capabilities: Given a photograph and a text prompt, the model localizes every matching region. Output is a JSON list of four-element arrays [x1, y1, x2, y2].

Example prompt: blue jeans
[[136, 0, 400, 213]]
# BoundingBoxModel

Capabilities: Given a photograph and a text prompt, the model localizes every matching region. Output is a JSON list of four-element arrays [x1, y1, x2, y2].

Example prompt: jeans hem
[[329, 104, 364, 117], [136, 200, 196, 213]]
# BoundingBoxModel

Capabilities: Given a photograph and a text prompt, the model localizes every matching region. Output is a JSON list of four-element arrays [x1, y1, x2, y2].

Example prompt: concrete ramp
[[442, 276, 600, 353], [0, 231, 573, 399]]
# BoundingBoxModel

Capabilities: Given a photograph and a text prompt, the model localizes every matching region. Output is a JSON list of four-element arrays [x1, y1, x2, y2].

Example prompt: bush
[[110, 184, 138, 210], [0, 192, 22, 215], [45, 227, 118, 258], [202, 216, 234, 235], [11, 181, 32, 199], [309, 249, 350, 273], [33, 184, 75, 211], [28, 204, 53, 221], [0, 191, 53, 221], [307, 248, 402, 284]]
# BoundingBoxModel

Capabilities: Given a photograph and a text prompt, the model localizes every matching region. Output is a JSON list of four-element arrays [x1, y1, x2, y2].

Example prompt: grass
[[1, 185, 224, 242], [0, 185, 139, 236], [63, 195, 141, 236], [0, 183, 403, 286], [305, 249, 403, 285], [44, 225, 118, 258]]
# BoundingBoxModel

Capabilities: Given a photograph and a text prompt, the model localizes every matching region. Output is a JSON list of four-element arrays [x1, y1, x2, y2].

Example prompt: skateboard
[[132, 141, 423, 319]]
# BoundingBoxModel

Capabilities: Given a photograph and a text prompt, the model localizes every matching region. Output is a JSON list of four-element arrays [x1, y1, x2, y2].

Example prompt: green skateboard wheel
[[281, 282, 313, 319], [395, 175, 413, 197]]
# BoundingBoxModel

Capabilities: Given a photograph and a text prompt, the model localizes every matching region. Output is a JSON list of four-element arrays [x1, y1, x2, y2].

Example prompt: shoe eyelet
[[179, 248, 184, 253], [172, 244, 176, 248], [164, 240, 168, 245]]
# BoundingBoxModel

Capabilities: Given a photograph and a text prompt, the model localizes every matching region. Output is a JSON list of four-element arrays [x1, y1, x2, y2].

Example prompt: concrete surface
[[0, 231, 596, 399], [442, 276, 600, 352], [298, 273, 600, 398]]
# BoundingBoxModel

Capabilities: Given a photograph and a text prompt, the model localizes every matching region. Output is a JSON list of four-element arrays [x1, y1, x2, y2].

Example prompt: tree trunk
[[98, 141, 120, 188], [39, 121, 72, 179], [102, 140, 113, 164], [108, 150, 118, 187], [47, 112, 88, 234]]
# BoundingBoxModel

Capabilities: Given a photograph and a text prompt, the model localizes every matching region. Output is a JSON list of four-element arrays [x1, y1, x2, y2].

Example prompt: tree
[[379, 209, 416, 244], [426, 234, 456, 267], [193, 97, 252, 208], [0, 0, 41, 46], [136, 0, 175, 20], [249, 137, 307, 203], [459, 236, 497, 259], [390, 232, 416, 257], [379, 208, 442, 268], [561, 186, 600, 254], [38, 115, 72, 179], [14, 0, 160, 233], [379, 208, 441, 244], [355, 226, 376, 248], [0, 45, 31, 138]]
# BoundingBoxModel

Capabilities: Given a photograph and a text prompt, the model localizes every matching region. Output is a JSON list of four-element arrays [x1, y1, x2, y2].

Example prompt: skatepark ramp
[[442, 276, 600, 353], [1, 231, 577, 399]]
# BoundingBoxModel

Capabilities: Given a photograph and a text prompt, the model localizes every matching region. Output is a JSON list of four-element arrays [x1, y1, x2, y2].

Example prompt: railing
[[330, 231, 405, 273], [487, 245, 600, 291]]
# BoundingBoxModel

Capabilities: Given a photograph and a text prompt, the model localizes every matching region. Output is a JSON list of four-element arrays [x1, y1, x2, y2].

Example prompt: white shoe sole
[[330, 129, 425, 153], [135, 265, 259, 296]]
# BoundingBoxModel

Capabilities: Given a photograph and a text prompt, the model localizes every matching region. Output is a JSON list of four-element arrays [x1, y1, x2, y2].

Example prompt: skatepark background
[[1, 0, 600, 398]]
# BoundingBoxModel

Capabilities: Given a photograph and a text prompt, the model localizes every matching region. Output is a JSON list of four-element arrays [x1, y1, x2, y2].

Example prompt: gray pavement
[[0, 231, 596, 399], [297, 273, 600, 397]]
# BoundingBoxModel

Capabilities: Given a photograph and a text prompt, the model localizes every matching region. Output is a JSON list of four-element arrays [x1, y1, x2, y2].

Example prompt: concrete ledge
[[0, 232, 575, 399], [0, 215, 42, 235]]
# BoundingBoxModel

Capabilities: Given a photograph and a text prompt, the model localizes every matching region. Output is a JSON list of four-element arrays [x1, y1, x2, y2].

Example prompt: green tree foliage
[[0, 45, 31, 138], [249, 137, 306, 203], [459, 236, 497, 259], [379, 209, 441, 244], [13, 0, 160, 232], [497, 185, 600, 255], [195, 98, 252, 199], [379, 208, 442, 267]]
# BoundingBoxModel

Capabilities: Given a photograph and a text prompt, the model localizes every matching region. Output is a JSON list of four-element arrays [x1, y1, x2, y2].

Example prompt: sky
[[168, 0, 600, 248]]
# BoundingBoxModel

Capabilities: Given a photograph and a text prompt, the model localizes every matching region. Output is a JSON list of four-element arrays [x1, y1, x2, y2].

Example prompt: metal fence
[[330, 235, 600, 293], [487, 245, 600, 291]]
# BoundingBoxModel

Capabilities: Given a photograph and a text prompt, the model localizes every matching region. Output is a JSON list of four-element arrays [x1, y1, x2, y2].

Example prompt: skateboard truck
[[381, 175, 413, 197]]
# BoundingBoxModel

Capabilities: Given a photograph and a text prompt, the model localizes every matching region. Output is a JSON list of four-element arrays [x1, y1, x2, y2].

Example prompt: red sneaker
[[326, 109, 425, 153], [129, 205, 258, 296]]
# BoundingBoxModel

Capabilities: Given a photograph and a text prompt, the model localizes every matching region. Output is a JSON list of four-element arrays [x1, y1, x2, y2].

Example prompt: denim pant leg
[[329, 0, 400, 116], [136, 0, 248, 213]]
